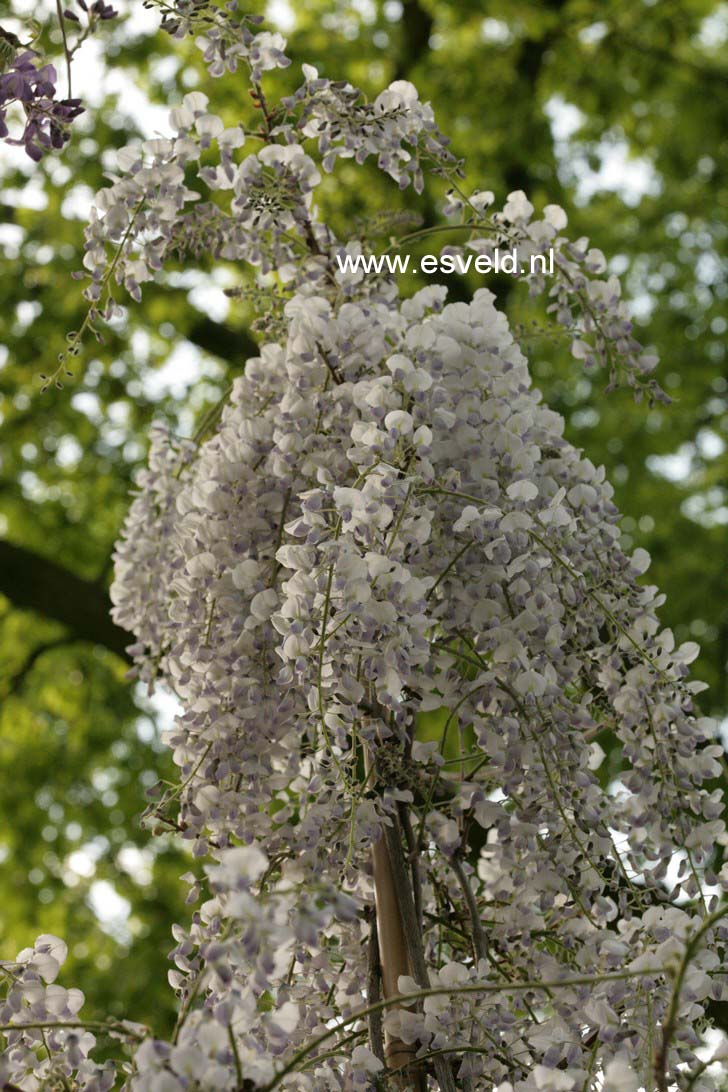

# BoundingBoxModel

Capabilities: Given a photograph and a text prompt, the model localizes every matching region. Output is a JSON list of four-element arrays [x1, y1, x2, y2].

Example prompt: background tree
[[0, 0, 726, 1039]]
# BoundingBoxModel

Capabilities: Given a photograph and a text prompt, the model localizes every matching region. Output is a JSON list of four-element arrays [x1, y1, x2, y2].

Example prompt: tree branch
[[185, 316, 258, 365], [5, 635, 76, 695], [0, 539, 131, 661], [394, 0, 433, 81]]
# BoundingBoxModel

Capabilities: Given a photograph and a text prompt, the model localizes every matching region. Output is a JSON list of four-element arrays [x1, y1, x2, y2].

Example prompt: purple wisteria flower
[[0, 49, 83, 161], [77, 0, 118, 19]]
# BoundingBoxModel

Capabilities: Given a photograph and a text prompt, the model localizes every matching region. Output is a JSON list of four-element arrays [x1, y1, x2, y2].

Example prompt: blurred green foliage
[[0, 0, 725, 1035]]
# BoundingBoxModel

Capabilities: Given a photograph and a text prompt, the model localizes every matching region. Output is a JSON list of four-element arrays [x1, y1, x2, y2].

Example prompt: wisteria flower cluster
[[0, 49, 83, 161], [438, 189, 667, 403], [0, 1, 116, 161], [8, 7, 728, 1092], [106, 279, 728, 1091], [0, 933, 130, 1089], [51, 29, 664, 401]]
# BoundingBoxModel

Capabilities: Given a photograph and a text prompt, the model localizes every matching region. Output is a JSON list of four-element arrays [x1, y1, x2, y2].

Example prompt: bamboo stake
[[370, 830, 425, 1087], [366, 748, 427, 1091]]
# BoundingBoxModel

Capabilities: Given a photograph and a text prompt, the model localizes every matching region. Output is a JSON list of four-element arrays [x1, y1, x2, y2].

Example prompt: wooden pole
[[370, 832, 424, 1086], [366, 749, 427, 1090]]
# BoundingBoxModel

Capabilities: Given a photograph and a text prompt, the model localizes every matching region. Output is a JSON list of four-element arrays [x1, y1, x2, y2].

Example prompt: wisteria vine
[[4, 4, 728, 1090]]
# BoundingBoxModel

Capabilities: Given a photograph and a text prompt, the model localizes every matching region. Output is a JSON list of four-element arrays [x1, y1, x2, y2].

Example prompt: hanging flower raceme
[[0, 49, 83, 160], [7, 7, 728, 1091], [0, 2, 117, 161], [98, 275, 728, 1090]]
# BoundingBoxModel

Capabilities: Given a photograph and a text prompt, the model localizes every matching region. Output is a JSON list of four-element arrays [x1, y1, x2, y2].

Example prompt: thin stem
[[172, 971, 204, 1045], [46, 196, 146, 391], [268, 486, 292, 585], [55, 0, 73, 97], [228, 1024, 243, 1086], [259, 968, 668, 1090], [366, 915, 385, 1067], [415, 682, 491, 855], [654, 904, 728, 1092], [0, 1018, 145, 1038], [190, 384, 233, 447], [398, 801, 422, 935], [388, 1041, 512, 1077], [316, 554, 353, 790], [384, 482, 413, 557], [381, 217, 501, 255], [426, 539, 474, 601], [251, 79, 274, 135], [685, 1057, 712, 1092], [450, 854, 488, 964]]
